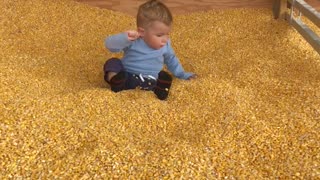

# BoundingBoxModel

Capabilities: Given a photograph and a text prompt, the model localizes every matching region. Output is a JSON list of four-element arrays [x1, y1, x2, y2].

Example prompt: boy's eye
[[156, 34, 169, 37]]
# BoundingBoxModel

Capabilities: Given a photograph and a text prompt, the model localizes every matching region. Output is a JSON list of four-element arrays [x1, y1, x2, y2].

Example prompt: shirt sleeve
[[105, 32, 132, 52], [163, 41, 194, 80]]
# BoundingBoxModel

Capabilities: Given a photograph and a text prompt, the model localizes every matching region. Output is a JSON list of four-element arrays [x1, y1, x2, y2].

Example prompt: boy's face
[[139, 21, 171, 50]]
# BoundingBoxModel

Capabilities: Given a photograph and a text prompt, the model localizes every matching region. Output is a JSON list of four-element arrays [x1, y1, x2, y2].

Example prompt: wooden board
[[75, 0, 274, 16], [75, 0, 320, 16]]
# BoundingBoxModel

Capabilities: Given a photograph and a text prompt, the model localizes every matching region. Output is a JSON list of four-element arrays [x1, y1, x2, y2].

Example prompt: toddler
[[103, 0, 196, 100]]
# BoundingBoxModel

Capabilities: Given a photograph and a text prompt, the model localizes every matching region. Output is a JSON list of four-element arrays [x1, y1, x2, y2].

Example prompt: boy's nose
[[162, 37, 168, 43]]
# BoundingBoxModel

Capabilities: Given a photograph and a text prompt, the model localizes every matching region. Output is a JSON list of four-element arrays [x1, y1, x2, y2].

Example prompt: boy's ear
[[137, 27, 145, 37]]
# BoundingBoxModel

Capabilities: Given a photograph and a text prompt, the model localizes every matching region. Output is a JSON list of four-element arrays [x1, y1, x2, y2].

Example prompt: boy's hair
[[137, 0, 173, 28]]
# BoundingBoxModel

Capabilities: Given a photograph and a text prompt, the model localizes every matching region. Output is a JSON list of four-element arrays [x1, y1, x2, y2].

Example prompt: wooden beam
[[273, 0, 288, 19], [305, 0, 320, 10], [288, 0, 320, 28], [288, 17, 320, 54]]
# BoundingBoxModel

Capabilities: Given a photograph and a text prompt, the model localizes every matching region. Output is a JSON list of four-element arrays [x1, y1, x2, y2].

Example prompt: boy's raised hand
[[126, 30, 140, 41]]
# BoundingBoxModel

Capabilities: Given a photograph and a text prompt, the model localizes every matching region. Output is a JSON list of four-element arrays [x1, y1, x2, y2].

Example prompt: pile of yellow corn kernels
[[0, 0, 319, 178]]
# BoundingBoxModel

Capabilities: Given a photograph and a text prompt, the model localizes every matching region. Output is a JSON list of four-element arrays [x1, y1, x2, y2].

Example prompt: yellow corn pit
[[0, 0, 319, 178]]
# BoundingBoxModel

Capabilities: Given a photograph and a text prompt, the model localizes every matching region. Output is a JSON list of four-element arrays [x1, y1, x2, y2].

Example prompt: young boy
[[103, 0, 196, 100]]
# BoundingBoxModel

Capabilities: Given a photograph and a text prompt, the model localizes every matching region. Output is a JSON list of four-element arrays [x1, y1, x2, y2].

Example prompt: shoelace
[[138, 74, 156, 82]]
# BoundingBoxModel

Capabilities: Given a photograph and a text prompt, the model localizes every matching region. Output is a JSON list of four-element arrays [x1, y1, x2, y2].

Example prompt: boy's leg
[[154, 71, 172, 100], [103, 58, 126, 92]]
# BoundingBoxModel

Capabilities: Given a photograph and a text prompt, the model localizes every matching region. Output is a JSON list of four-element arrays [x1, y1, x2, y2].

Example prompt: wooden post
[[273, 0, 288, 19]]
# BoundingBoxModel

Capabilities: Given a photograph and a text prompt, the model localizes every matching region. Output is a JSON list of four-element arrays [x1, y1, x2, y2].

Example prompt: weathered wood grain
[[75, 0, 320, 16]]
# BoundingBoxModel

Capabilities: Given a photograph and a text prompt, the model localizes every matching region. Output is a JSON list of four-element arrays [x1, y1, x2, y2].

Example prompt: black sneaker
[[154, 71, 172, 100], [110, 71, 126, 92]]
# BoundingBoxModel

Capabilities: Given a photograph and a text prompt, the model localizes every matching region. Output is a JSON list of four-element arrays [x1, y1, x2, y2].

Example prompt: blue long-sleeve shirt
[[105, 32, 193, 79]]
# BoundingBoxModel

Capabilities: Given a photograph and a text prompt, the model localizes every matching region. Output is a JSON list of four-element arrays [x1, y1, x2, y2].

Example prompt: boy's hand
[[187, 74, 197, 80], [126, 30, 140, 41]]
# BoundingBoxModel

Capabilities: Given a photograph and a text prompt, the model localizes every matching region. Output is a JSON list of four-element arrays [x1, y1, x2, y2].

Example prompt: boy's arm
[[164, 41, 194, 80], [105, 32, 132, 52]]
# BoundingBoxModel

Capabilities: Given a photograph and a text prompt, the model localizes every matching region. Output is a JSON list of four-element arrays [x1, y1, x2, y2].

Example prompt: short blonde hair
[[137, 0, 173, 28]]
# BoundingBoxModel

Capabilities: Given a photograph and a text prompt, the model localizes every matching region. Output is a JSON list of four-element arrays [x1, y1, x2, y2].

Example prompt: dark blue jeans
[[103, 58, 156, 90]]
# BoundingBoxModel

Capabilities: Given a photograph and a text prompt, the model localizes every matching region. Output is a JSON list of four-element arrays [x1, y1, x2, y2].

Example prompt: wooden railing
[[273, 0, 320, 54]]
